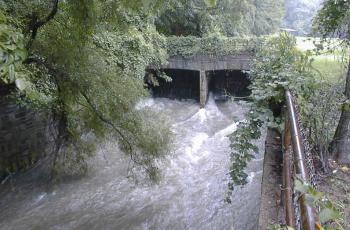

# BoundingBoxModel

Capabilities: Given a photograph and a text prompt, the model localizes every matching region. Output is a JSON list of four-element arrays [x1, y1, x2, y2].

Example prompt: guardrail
[[282, 90, 317, 230]]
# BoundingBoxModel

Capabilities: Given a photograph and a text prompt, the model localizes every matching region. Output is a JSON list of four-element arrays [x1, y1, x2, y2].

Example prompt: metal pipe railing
[[284, 90, 316, 230], [283, 119, 295, 228]]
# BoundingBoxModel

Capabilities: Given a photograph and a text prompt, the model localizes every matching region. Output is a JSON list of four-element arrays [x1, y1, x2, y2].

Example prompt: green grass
[[296, 36, 348, 83], [311, 56, 347, 83]]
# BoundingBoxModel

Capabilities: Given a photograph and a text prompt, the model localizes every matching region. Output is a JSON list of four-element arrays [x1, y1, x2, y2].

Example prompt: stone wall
[[0, 87, 49, 179]]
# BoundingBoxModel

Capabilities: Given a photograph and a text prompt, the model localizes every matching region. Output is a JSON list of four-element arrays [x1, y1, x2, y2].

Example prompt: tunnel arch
[[146, 69, 200, 101], [145, 68, 251, 106], [207, 69, 251, 101]]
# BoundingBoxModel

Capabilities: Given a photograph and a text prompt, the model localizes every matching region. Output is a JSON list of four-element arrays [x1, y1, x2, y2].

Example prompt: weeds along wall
[[166, 35, 262, 57]]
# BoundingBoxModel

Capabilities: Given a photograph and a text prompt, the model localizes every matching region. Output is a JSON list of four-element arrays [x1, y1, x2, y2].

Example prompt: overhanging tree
[[0, 0, 173, 179]]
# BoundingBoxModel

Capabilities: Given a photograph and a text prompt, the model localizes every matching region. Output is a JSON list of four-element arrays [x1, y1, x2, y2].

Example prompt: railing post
[[283, 118, 296, 228], [285, 90, 316, 230]]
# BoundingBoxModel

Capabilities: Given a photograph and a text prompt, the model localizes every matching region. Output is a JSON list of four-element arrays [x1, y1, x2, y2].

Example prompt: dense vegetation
[[0, 0, 286, 179], [226, 0, 350, 181], [166, 35, 259, 57], [314, 0, 350, 165], [226, 0, 350, 227], [0, 0, 349, 227], [283, 0, 323, 35], [0, 0, 174, 179], [155, 0, 284, 37], [228, 33, 316, 189], [0, 0, 350, 228]]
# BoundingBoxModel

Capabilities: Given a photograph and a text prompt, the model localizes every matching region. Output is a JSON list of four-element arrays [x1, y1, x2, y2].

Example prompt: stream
[[0, 95, 265, 230]]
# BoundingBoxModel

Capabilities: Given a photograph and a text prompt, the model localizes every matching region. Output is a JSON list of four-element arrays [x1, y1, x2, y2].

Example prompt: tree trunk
[[332, 60, 350, 164]]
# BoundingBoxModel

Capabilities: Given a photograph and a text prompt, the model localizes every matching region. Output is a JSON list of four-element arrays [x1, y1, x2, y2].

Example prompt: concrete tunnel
[[146, 69, 251, 107]]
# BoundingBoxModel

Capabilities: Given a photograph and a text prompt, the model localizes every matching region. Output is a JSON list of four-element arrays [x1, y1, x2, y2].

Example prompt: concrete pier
[[199, 70, 208, 108]]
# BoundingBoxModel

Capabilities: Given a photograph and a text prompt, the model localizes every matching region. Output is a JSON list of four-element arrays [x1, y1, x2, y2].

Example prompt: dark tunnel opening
[[208, 70, 251, 101], [146, 69, 200, 101], [145, 69, 251, 103]]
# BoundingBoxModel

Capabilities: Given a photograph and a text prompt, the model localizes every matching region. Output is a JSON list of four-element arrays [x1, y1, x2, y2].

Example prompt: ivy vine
[[226, 33, 317, 201], [166, 33, 263, 58]]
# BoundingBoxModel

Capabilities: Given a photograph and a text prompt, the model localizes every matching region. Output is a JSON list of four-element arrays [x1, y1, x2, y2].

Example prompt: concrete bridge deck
[[162, 53, 252, 71]]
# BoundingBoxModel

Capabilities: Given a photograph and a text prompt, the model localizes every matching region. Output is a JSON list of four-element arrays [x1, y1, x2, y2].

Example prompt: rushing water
[[0, 95, 265, 230]]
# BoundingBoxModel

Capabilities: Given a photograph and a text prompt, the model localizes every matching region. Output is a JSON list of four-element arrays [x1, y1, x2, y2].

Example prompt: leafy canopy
[[155, 0, 284, 37], [0, 0, 173, 179]]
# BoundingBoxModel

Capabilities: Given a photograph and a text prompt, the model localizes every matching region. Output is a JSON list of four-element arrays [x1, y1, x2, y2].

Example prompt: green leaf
[[294, 179, 309, 193], [8, 64, 15, 82], [308, 188, 323, 203], [319, 208, 340, 224], [205, 0, 217, 7], [2, 43, 17, 51], [15, 78, 28, 91], [15, 49, 27, 61], [0, 11, 6, 23], [5, 53, 14, 65], [305, 194, 316, 205]]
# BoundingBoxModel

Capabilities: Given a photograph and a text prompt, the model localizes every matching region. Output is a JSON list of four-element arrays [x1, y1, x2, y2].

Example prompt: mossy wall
[[0, 86, 49, 179], [166, 36, 261, 58]]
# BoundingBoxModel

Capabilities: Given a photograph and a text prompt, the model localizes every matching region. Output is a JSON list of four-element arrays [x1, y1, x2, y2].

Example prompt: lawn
[[296, 36, 348, 83]]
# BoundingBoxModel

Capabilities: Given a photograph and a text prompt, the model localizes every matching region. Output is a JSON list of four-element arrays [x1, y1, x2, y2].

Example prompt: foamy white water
[[0, 95, 265, 230]]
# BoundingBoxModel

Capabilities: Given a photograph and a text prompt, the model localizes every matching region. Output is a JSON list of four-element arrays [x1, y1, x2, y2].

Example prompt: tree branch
[[24, 57, 149, 174], [79, 90, 151, 170], [35, 0, 59, 30], [27, 0, 59, 47], [79, 90, 134, 153], [24, 57, 132, 153]]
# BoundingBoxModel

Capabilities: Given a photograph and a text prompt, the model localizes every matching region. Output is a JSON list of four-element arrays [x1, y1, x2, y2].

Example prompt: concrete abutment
[[199, 70, 209, 108]]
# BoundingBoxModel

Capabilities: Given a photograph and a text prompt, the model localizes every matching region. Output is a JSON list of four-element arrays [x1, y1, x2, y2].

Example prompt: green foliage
[[94, 28, 167, 80], [249, 33, 316, 108], [227, 32, 346, 226], [226, 106, 266, 202], [155, 0, 284, 37], [314, 0, 350, 166], [0, 0, 173, 180], [155, 0, 248, 36], [252, 0, 285, 36], [295, 178, 341, 226], [227, 33, 316, 198], [314, 0, 350, 40], [0, 12, 27, 88], [311, 57, 347, 83], [302, 82, 344, 169], [166, 34, 260, 58]]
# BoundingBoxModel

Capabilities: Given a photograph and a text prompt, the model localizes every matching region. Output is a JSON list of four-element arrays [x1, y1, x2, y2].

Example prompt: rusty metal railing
[[282, 90, 317, 230]]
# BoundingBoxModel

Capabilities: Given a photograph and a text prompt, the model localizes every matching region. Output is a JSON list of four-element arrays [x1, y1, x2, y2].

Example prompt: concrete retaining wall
[[0, 90, 49, 179]]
